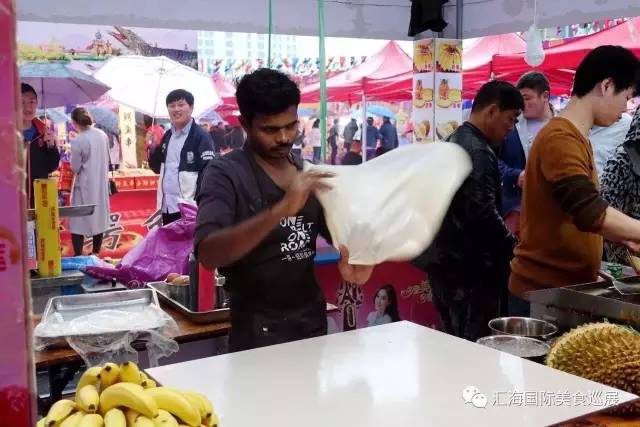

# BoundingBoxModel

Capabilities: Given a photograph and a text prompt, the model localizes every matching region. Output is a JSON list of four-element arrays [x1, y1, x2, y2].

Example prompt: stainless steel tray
[[36, 288, 163, 338], [528, 278, 640, 330], [147, 282, 230, 324], [28, 204, 95, 221]]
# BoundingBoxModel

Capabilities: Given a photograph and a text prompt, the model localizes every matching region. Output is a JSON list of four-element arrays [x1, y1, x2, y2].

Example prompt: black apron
[[224, 149, 327, 352]]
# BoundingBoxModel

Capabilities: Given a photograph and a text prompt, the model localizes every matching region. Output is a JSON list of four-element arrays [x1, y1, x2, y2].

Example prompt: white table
[[147, 321, 637, 427]]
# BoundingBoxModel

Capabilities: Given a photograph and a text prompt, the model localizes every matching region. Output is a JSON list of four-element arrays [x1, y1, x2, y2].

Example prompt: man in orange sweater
[[509, 46, 640, 316]]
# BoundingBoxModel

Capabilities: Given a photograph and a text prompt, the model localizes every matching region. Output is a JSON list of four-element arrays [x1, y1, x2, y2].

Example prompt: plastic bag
[[308, 143, 471, 265], [34, 305, 179, 367], [61, 255, 108, 271], [85, 202, 197, 287]]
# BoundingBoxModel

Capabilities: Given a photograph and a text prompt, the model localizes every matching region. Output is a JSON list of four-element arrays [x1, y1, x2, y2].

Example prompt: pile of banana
[[37, 361, 218, 427]]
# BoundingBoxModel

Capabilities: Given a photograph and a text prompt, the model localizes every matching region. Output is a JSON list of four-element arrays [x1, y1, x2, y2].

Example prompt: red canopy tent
[[492, 18, 640, 85], [300, 41, 413, 103], [463, 33, 525, 99], [213, 74, 238, 111]]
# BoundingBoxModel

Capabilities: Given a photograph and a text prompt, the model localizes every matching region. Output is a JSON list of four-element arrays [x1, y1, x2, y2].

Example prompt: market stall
[[8, 0, 640, 424]]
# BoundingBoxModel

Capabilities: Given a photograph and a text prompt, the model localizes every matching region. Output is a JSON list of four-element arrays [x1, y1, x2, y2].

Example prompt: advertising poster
[[316, 257, 440, 333], [434, 39, 463, 141], [412, 38, 435, 143], [59, 188, 159, 259]]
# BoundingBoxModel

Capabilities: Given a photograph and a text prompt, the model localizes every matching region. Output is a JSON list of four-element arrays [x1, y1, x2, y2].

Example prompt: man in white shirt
[[590, 113, 632, 180], [149, 89, 215, 225]]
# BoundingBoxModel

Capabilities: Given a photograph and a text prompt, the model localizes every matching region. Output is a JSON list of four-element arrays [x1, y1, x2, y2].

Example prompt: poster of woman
[[367, 284, 400, 327]]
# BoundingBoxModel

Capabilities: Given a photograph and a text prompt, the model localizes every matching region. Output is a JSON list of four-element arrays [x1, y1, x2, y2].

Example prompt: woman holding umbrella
[[69, 108, 111, 256]]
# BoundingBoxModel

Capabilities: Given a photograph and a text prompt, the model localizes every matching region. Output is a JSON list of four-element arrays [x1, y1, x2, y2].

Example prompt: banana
[[60, 411, 84, 427], [125, 409, 140, 425], [181, 392, 213, 421], [152, 409, 179, 427], [100, 363, 120, 390], [99, 382, 158, 419], [78, 414, 103, 427], [45, 399, 77, 427], [77, 367, 102, 391], [37, 418, 47, 427], [205, 412, 218, 427], [141, 379, 157, 389], [139, 372, 149, 382], [120, 361, 141, 384], [103, 408, 126, 427], [126, 410, 155, 427], [135, 418, 155, 427], [125, 409, 143, 426], [76, 385, 100, 413], [145, 387, 200, 427]]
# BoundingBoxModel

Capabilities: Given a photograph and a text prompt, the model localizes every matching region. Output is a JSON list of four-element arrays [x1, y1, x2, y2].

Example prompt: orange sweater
[[510, 117, 607, 297]]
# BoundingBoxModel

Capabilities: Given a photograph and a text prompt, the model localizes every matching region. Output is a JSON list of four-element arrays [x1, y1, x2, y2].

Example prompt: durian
[[546, 323, 640, 415]]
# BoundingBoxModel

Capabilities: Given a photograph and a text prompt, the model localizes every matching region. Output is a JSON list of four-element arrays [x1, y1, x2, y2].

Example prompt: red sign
[[316, 261, 440, 332], [60, 189, 160, 258]]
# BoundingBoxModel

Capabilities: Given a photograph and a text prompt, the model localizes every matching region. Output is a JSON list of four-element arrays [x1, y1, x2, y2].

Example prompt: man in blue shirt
[[149, 89, 215, 225], [498, 72, 554, 237], [378, 116, 399, 155], [365, 117, 380, 161]]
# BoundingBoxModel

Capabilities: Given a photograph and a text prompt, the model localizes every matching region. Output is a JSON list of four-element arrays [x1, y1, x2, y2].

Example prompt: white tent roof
[[17, 0, 640, 40]]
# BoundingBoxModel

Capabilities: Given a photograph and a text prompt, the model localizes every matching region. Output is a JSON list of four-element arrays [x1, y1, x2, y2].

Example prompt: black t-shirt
[[341, 151, 362, 166], [194, 148, 331, 312]]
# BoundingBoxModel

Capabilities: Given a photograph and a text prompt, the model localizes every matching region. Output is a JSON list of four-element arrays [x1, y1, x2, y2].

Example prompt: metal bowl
[[488, 317, 558, 340], [477, 335, 550, 362]]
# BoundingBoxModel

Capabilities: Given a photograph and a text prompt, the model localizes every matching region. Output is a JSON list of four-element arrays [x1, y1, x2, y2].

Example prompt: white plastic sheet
[[34, 306, 179, 367], [309, 143, 471, 265]]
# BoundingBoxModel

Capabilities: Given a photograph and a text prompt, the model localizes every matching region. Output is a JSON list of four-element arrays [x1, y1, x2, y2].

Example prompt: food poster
[[434, 39, 463, 141], [412, 38, 435, 143]]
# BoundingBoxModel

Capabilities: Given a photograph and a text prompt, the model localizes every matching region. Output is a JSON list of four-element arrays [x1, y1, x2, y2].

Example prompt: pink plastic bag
[[86, 203, 197, 287]]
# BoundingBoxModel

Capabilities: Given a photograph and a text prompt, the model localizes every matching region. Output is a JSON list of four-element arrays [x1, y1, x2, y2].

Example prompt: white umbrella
[[94, 55, 220, 118]]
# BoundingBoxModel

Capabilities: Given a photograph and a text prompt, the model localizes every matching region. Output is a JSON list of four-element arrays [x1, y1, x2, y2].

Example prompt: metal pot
[[477, 335, 550, 363], [488, 317, 558, 340]]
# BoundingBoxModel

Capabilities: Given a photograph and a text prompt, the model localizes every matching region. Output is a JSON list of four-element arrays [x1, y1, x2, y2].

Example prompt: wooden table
[[34, 302, 337, 411], [34, 304, 230, 412]]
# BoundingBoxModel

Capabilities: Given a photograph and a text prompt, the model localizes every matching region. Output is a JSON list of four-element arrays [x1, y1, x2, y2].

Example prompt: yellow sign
[[34, 178, 61, 277]]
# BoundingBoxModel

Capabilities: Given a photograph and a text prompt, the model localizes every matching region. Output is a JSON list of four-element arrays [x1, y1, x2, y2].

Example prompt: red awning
[[492, 18, 640, 79], [462, 33, 526, 99], [300, 41, 414, 103]]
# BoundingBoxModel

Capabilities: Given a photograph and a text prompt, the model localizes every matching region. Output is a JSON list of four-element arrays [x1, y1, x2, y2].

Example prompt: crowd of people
[[21, 43, 640, 350], [415, 45, 640, 341]]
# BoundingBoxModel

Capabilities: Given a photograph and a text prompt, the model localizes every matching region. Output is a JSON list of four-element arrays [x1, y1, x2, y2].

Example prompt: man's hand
[[273, 170, 334, 217], [517, 171, 525, 188], [43, 129, 57, 148], [338, 245, 374, 285]]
